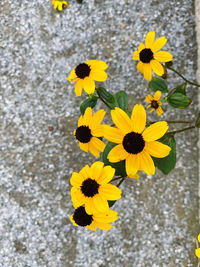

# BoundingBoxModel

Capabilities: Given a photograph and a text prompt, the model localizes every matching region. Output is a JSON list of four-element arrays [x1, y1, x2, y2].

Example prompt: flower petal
[[131, 104, 146, 133], [86, 60, 108, 70], [93, 210, 118, 223], [75, 79, 83, 96], [82, 107, 92, 125], [145, 141, 171, 158], [111, 107, 132, 134], [154, 90, 162, 101], [90, 161, 104, 181], [154, 51, 173, 62], [151, 37, 167, 52], [139, 150, 155, 175], [108, 144, 129, 163], [150, 60, 164, 76], [98, 165, 115, 185], [83, 77, 96, 94], [85, 198, 94, 215], [145, 32, 155, 49], [103, 125, 123, 143], [67, 69, 77, 81], [93, 221, 112, 230], [90, 70, 107, 81], [145, 94, 154, 104], [142, 121, 169, 142], [156, 106, 164, 116], [89, 109, 106, 130], [88, 142, 100, 157], [90, 137, 105, 153], [93, 194, 109, 213], [137, 61, 144, 73], [79, 142, 89, 152], [138, 42, 145, 52], [143, 63, 152, 81], [125, 154, 140, 177], [99, 184, 122, 200], [79, 165, 90, 180], [70, 172, 83, 187], [133, 51, 139, 60]]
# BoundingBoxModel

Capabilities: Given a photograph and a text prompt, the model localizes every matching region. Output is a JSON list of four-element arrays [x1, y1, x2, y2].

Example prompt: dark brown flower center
[[139, 48, 154, 63], [151, 100, 159, 109], [75, 63, 91, 79], [75, 126, 92, 143], [81, 178, 99, 197], [73, 207, 93, 227], [123, 132, 145, 154]]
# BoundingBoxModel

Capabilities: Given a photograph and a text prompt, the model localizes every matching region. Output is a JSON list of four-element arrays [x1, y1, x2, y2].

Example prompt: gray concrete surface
[[0, 0, 199, 266]]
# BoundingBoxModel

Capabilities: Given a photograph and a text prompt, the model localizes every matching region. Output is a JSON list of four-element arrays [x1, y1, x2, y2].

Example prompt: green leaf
[[149, 78, 168, 93], [173, 82, 187, 95], [80, 95, 98, 115], [167, 92, 191, 109], [96, 87, 116, 109], [114, 91, 128, 111], [102, 142, 127, 177], [153, 134, 176, 175]]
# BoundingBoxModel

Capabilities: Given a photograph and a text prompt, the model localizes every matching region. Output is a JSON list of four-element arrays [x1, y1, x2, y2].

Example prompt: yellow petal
[[85, 198, 94, 215], [195, 248, 200, 258], [79, 165, 90, 180], [91, 125, 103, 137], [93, 221, 112, 231], [139, 151, 155, 175], [103, 125, 123, 143], [156, 106, 164, 116], [151, 37, 167, 52], [90, 69, 107, 81], [86, 223, 96, 231], [93, 210, 118, 223], [133, 51, 139, 60], [142, 121, 168, 142], [90, 137, 105, 153], [70, 172, 83, 187], [99, 184, 122, 200], [154, 51, 173, 62], [145, 141, 171, 158], [108, 144, 129, 163], [90, 161, 104, 181], [198, 234, 200, 243], [71, 188, 85, 208], [154, 90, 162, 101], [83, 77, 95, 94], [82, 107, 92, 125], [131, 104, 146, 133], [150, 60, 164, 76], [138, 42, 145, 52], [145, 32, 155, 49], [74, 79, 83, 96], [70, 214, 78, 226], [126, 154, 140, 177], [67, 69, 77, 81], [145, 94, 154, 104], [89, 109, 106, 130], [143, 63, 152, 81], [79, 142, 89, 152], [93, 194, 109, 213], [137, 61, 144, 73], [98, 165, 115, 185], [86, 60, 108, 70], [88, 141, 100, 157], [111, 107, 132, 134]]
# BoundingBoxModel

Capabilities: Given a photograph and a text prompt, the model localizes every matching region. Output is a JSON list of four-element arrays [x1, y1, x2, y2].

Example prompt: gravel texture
[[0, 0, 199, 266]]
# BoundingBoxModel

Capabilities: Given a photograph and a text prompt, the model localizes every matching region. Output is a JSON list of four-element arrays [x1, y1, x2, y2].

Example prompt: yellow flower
[[52, 0, 68, 11], [103, 105, 171, 177], [145, 90, 164, 116], [70, 206, 118, 231], [133, 32, 173, 81], [70, 161, 122, 214], [196, 248, 200, 258], [74, 107, 106, 157], [67, 60, 108, 96]]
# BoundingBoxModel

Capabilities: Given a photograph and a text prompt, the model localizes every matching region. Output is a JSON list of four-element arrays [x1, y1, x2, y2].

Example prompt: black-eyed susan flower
[[195, 234, 200, 258], [52, 0, 68, 11], [145, 90, 164, 116], [67, 60, 108, 96], [133, 32, 173, 81], [70, 206, 118, 231], [70, 161, 122, 215], [74, 107, 106, 157], [103, 105, 171, 177]]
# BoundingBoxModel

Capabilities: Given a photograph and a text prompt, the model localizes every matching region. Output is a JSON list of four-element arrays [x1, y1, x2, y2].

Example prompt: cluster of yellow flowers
[[67, 32, 174, 231]]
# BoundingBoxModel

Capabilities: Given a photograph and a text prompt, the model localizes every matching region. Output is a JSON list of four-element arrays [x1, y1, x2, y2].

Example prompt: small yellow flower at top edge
[[132, 32, 173, 81], [67, 60, 108, 96], [73, 107, 106, 157], [103, 104, 171, 178], [52, 0, 68, 11], [70, 206, 118, 231], [145, 90, 164, 116], [70, 161, 122, 215]]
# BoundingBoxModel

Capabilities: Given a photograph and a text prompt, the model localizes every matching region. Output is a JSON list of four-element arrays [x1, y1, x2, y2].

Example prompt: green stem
[[167, 66, 200, 87], [112, 176, 123, 182], [150, 120, 193, 124], [168, 125, 196, 135], [116, 177, 126, 187], [96, 89, 113, 109]]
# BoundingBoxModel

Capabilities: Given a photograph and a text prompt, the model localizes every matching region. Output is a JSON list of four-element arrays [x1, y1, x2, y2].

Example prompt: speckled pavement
[[0, 0, 199, 266]]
